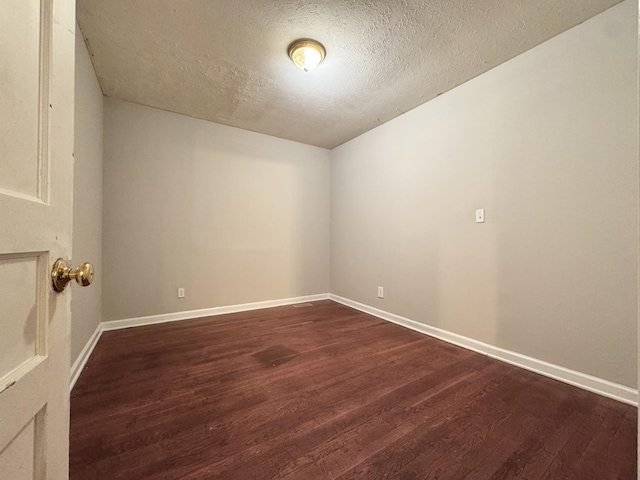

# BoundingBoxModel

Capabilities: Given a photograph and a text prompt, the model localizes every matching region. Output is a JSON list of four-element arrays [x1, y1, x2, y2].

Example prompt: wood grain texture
[[70, 300, 637, 479]]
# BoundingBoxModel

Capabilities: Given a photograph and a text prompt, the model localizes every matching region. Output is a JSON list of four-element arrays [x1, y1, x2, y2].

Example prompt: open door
[[0, 0, 76, 478]]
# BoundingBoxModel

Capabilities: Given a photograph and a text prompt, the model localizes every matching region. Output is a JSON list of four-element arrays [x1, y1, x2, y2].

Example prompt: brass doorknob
[[51, 258, 94, 292]]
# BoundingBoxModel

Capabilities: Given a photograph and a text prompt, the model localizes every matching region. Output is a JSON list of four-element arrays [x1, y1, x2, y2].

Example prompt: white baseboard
[[70, 322, 103, 391], [72, 292, 637, 406], [101, 294, 330, 332], [329, 294, 638, 406]]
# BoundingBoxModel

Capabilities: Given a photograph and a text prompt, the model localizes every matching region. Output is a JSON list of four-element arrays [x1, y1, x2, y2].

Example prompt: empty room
[[1, 0, 638, 479]]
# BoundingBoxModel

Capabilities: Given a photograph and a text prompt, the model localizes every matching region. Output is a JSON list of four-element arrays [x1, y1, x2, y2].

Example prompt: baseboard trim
[[329, 294, 638, 406], [73, 293, 637, 406], [70, 322, 103, 391], [101, 294, 331, 332]]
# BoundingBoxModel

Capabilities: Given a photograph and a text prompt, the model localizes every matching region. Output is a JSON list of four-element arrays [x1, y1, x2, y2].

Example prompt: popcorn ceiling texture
[[77, 0, 622, 149]]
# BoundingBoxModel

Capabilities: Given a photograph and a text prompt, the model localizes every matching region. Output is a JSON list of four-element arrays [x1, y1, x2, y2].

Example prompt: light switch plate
[[475, 209, 485, 223]]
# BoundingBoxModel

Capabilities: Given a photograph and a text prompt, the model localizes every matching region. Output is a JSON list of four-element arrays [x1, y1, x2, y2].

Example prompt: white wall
[[102, 99, 331, 321], [71, 28, 104, 364], [331, 1, 638, 388]]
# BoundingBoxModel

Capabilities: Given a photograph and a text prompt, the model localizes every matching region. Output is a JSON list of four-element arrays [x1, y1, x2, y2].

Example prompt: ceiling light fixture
[[288, 39, 326, 72]]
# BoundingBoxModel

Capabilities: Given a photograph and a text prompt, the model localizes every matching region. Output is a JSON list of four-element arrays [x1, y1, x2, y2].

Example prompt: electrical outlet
[[475, 208, 485, 223], [177, 287, 185, 298], [377, 286, 384, 299]]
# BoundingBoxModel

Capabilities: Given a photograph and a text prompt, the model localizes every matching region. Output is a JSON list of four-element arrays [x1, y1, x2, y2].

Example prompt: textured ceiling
[[77, 0, 622, 149]]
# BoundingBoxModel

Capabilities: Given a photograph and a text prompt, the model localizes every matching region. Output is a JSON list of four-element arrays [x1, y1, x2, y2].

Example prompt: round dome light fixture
[[288, 39, 326, 72]]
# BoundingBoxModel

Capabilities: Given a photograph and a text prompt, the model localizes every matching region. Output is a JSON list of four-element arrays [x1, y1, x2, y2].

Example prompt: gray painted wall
[[331, 1, 638, 388], [102, 99, 331, 321], [71, 28, 104, 364]]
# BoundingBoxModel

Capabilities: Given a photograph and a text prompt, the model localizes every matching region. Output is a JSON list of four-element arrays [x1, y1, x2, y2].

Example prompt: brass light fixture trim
[[288, 38, 326, 72], [51, 258, 94, 292]]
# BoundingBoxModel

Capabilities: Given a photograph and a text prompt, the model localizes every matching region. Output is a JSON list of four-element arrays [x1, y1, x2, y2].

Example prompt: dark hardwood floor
[[70, 300, 637, 479]]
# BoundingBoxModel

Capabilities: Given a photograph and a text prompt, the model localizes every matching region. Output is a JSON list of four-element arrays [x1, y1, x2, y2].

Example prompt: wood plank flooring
[[70, 300, 637, 479]]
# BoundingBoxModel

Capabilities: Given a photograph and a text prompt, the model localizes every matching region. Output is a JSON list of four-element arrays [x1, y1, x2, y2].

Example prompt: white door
[[0, 0, 76, 478]]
